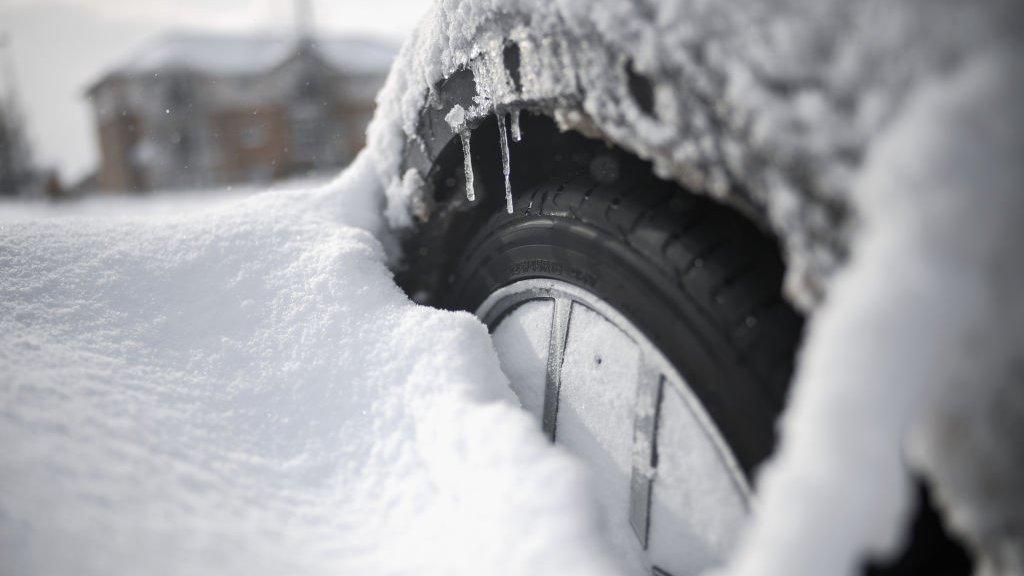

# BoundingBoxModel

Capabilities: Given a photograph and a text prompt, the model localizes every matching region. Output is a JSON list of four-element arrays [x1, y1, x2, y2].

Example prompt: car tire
[[405, 110, 970, 575], [444, 141, 803, 479]]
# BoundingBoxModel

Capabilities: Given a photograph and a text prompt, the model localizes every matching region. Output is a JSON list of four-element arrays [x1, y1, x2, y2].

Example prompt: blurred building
[[86, 32, 394, 192]]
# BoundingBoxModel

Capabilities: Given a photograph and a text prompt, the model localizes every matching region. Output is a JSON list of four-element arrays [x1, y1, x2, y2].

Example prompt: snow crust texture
[[0, 155, 621, 576]]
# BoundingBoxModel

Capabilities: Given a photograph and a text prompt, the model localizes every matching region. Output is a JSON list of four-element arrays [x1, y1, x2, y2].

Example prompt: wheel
[[400, 110, 971, 574], [435, 114, 803, 575]]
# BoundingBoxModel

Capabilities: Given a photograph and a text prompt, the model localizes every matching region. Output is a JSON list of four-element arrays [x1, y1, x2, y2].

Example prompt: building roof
[[94, 31, 397, 85]]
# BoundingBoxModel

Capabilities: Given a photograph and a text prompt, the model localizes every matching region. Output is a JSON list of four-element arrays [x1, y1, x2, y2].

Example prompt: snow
[[490, 292, 751, 575], [491, 300, 552, 421], [0, 177, 329, 221], [0, 153, 623, 576], [895, 49, 1024, 576], [555, 304, 647, 574], [649, 386, 747, 576], [713, 45, 1024, 576]]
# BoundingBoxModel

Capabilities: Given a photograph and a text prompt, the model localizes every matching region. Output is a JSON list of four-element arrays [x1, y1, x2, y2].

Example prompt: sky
[[0, 0, 432, 184]]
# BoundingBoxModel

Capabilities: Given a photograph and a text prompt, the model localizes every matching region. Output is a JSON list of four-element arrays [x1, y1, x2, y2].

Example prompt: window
[[289, 103, 323, 163], [239, 123, 267, 149]]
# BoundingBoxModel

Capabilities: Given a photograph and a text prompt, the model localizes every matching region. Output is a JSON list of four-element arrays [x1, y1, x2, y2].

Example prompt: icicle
[[496, 111, 513, 213], [510, 108, 522, 142], [459, 129, 475, 202], [445, 104, 475, 203]]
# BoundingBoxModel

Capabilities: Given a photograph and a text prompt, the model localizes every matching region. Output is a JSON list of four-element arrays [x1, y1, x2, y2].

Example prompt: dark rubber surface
[[445, 145, 803, 480]]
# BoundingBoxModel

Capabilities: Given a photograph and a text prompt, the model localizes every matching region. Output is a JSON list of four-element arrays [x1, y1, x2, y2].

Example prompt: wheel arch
[[385, 18, 810, 305], [394, 65, 786, 308]]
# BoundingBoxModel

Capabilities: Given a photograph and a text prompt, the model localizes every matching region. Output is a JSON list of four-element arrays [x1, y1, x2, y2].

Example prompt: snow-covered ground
[[0, 176, 331, 221], [0, 156, 623, 576], [3, 1, 1023, 575]]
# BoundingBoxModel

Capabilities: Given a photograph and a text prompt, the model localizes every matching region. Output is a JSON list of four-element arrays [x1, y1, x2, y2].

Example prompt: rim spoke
[[478, 279, 752, 575], [542, 297, 573, 441], [629, 357, 664, 548]]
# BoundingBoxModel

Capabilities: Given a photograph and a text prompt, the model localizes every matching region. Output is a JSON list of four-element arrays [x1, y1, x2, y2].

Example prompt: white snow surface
[[0, 154, 621, 576], [0, 177, 330, 221]]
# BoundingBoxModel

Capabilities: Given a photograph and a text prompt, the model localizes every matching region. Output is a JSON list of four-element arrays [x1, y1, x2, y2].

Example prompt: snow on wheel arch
[[366, 0, 1022, 311]]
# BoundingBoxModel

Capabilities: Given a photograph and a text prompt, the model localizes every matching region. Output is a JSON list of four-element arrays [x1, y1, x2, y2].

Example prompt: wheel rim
[[478, 279, 752, 575]]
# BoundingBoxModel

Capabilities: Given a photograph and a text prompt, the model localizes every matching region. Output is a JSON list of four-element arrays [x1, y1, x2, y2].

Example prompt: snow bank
[[0, 154, 621, 576]]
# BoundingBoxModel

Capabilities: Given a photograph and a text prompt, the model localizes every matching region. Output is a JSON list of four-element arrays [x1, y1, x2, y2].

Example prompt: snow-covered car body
[[367, 0, 1019, 309], [362, 1, 1024, 574]]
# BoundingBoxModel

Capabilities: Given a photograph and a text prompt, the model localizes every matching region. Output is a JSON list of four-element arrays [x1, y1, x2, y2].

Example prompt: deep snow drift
[[0, 156, 621, 576]]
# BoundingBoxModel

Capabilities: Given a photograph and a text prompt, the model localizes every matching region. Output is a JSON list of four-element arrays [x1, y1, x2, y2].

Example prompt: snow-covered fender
[[369, 3, 860, 310], [368, 0, 1018, 311]]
